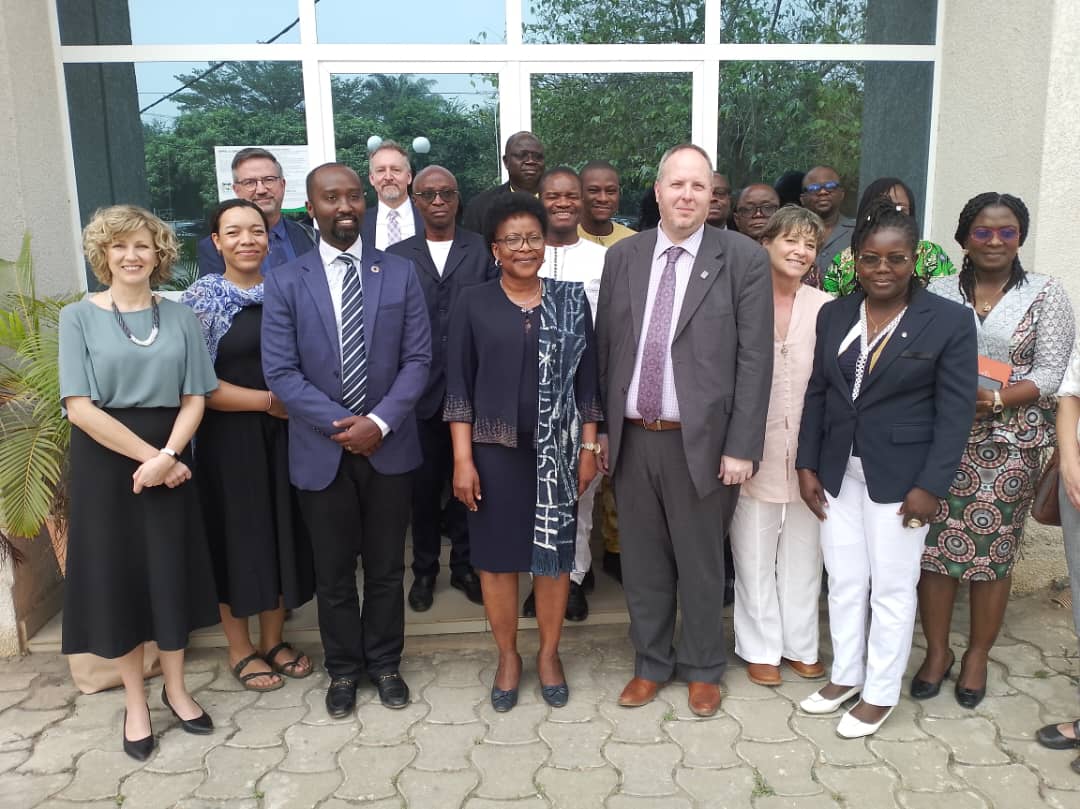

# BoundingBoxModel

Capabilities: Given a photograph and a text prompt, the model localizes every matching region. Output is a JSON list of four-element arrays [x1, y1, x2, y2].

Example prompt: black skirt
[[62, 407, 220, 657], [468, 436, 537, 573]]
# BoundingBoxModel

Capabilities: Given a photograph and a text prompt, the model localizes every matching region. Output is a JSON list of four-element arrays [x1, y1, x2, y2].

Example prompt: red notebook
[[978, 356, 1012, 390]]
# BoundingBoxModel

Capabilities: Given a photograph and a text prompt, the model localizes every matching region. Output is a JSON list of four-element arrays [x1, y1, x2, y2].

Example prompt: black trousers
[[410, 414, 470, 578], [297, 452, 411, 680]]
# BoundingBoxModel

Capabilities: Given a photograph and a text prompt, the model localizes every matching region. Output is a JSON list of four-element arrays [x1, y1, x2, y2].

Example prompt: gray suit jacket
[[595, 225, 774, 499]]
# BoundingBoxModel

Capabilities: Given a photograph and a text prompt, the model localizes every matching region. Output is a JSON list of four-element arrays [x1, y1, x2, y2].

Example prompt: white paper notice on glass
[[214, 145, 309, 213]]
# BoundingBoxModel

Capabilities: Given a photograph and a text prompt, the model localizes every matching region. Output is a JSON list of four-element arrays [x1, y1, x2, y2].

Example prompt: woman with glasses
[[796, 199, 977, 737], [445, 192, 602, 712], [823, 177, 957, 297], [914, 193, 1074, 708]]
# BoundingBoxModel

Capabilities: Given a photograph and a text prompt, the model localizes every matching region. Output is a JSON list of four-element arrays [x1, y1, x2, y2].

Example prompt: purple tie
[[387, 209, 402, 246], [636, 245, 684, 424]]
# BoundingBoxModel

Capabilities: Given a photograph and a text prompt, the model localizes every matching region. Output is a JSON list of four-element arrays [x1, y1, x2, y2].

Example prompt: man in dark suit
[[388, 165, 496, 612], [595, 144, 773, 717], [460, 131, 545, 234], [361, 140, 424, 250], [262, 163, 431, 716], [196, 147, 315, 276]]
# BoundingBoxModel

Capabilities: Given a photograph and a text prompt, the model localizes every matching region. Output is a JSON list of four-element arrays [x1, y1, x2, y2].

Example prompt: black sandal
[[263, 642, 313, 679], [232, 652, 285, 692]]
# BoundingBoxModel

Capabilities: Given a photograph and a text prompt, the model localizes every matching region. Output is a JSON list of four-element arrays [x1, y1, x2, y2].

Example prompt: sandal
[[232, 652, 285, 692], [263, 642, 313, 679]]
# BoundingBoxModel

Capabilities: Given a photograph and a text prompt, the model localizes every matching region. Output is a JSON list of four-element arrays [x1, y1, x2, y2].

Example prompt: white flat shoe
[[837, 704, 895, 738], [799, 685, 861, 715]]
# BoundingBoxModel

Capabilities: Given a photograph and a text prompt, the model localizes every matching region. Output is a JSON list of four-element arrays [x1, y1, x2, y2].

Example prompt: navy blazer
[[796, 285, 978, 503], [387, 229, 498, 419], [261, 244, 432, 491], [361, 200, 424, 249], [461, 181, 512, 235], [196, 217, 315, 277]]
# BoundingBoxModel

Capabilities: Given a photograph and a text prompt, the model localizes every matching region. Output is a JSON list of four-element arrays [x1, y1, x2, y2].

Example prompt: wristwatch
[[159, 447, 178, 458], [992, 390, 1005, 415], [581, 442, 602, 455]]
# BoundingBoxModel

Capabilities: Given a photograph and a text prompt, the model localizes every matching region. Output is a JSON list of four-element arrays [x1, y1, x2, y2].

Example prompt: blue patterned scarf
[[532, 278, 589, 577], [181, 274, 264, 362]]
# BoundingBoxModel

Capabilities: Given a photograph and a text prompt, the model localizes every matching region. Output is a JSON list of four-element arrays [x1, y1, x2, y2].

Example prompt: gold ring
[[906, 518, 925, 529]]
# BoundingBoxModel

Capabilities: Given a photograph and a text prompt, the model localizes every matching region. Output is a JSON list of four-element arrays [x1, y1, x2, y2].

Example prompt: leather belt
[[627, 417, 681, 432]]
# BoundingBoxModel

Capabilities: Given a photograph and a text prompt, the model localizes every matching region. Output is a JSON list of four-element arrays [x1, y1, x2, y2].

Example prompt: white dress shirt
[[317, 237, 389, 436], [374, 201, 417, 250], [540, 238, 607, 324], [624, 224, 704, 422]]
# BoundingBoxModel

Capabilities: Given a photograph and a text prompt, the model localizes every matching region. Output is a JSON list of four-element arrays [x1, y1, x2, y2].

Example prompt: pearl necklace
[[109, 291, 160, 347]]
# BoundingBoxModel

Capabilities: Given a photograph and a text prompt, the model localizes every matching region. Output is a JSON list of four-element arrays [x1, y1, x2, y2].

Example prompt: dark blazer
[[361, 200, 424, 249], [196, 217, 315, 277], [261, 244, 432, 491], [387, 229, 498, 419], [796, 285, 978, 503], [596, 225, 774, 499], [461, 181, 512, 235]]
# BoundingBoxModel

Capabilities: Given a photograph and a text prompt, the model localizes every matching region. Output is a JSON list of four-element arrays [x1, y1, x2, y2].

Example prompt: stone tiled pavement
[[0, 594, 1077, 808]]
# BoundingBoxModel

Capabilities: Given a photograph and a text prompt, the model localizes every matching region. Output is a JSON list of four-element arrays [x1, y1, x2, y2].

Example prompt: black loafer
[[1036, 720, 1080, 750], [450, 571, 484, 605], [325, 676, 358, 718], [522, 589, 536, 618], [955, 681, 986, 709], [565, 582, 589, 622], [161, 685, 213, 735], [910, 651, 955, 700], [122, 706, 154, 761], [374, 672, 410, 709], [408, 575, 436, 612]]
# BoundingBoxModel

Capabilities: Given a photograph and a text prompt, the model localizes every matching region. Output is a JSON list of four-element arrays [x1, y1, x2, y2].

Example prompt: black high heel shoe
[[490, 653, 521, 713], [122, 705, 154, 761], [954, 653, 987, 709], [161, 685, 214, 734], [910, 650, 955, 700]]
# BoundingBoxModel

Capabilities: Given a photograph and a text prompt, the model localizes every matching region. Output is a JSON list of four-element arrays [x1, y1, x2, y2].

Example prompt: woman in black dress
[[182, 199, 314, 692], [446, 193, 603, 712]]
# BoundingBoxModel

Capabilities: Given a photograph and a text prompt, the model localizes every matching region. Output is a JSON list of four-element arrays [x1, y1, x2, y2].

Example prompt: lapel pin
[[901, 331, 907, 338], [700, 271, 709, 279], [371, 265, 380, 273]]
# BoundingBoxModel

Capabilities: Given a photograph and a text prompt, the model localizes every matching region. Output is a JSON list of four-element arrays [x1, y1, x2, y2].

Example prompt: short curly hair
[[483, 192, 548, 248], [82, 205, 178, 287]]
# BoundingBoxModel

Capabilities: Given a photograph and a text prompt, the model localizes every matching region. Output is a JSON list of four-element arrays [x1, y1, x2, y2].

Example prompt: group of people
[[57, 132, 1080, 771]]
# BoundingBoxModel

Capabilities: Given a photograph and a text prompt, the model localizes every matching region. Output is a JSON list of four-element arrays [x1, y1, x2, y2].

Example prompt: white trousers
[[571, 475, 599, 585], [820, 457, 927, 706], [730, 495, 822, 665]]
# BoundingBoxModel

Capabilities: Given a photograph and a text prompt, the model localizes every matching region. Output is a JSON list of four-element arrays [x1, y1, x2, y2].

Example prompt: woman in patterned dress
[[913, 193, 1075, 708]]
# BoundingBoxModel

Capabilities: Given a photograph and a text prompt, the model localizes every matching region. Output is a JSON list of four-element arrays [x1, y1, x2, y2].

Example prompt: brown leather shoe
[[687, 681, 722, 717], [747, 663, 782, 686], [618, 677, 660, 707], [783, 658, 826, 679]]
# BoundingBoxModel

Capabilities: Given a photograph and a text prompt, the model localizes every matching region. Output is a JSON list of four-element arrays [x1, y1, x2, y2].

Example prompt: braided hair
[[850, 197, 925, 293], [954, 192, 1029, 304]]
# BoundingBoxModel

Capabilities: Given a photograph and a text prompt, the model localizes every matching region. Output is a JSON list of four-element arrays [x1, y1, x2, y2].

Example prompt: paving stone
[[61, 748, 144, 800], [789, 714, 879, 766], [175, 799, 259, 809], [1004, 740, 1080, 792], [597, 699, 672, 743], [1045, 787, 1080, 809], [919, 716, 1010, 765], [145, 726, 222, 774], [257, 768, 343, 809], [675, 764, 756, 807], [0, 771, 71, 807], [542, 686, 603, 724], [0, 691, 26, 713], [0, 673, 36, 690], [19, 677, 80, 711], [322, 799, 402, 809], [751, 796, 842, 809], [722, 672, 780, 700], [252, 678, 316, 709], [605, 796, 692, 809], [355, 699, 429, 745], [228, 705, 306, 748], [774, 678, 828, 708], [1007, 674, 1078, 708], [34, 800, 117, 809], [480, 702, 548, 744], [413, 722, 485, 770], [464, 798, 550, 809], [868, 738, 964, 791], [398, 766, 479, 809], [814, 762, 899, 806], [431, 654, 488, 688], [0, 708, 67, 740], [603, 741, 681, 796], [196, 744, 284, 799], [335, 742, 414, 800], [989, 641, 1053, 677], [539, 718, 612, 769], [0, 749, 29, 775], [64, 692, 126, 731], [177, 688, 259, 729], [120, 770, 205, 809], [869, 699, 928, 741], [736, 740, 820, 797], [535, 765, 618, 808], [279, 720, 356, 772], [974, 693, 1050, 740], [397, 660, 438, 694], [423, 684, 487, 724], [663, 715, 741, 768], [896, 790, 989, 809], [956, 763, 1050, 809], [1043, 655, 1079, 677], [472, 740, 549, 799], [724, 697, 797, 742], [16, 726, 111, 773]]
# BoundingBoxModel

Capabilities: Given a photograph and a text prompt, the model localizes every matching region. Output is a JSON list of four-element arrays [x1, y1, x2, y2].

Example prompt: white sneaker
[[836, 704, 895, 738], [799, 685, 861, 715]]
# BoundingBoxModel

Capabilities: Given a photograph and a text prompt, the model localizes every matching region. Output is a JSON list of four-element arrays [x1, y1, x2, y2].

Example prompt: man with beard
[[262, 163, 431, 717], [363, 141, 423, 250], [578, 160, 636, 247], [799, 165, 854, 281], [732, 183, 781, 242], [707, 172, 733, 229], [461, 131, 545, 233]]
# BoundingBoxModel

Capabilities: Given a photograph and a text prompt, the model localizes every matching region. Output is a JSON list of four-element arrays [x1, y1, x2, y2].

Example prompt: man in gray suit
[[595, 144, 773, 717]]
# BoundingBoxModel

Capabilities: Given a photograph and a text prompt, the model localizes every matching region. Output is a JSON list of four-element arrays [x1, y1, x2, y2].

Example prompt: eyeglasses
[[803, 181, 841, 194], [969, 226, 1020, 244], [507, 150, 544, 162], [234, 176, 282, 190], [494, 234, 545, 251], [735, 203, 779, 218], [413, 189, 459, 203], [857, 253, 913, 269]]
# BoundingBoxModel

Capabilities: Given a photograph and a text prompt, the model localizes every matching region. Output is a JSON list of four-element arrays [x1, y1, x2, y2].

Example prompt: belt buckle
[[641, 417, 660, 431]]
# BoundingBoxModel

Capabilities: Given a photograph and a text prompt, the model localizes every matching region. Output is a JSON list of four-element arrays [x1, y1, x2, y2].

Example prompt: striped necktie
[[387, 208, 402, 246], [338, 254, 367, 414]]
